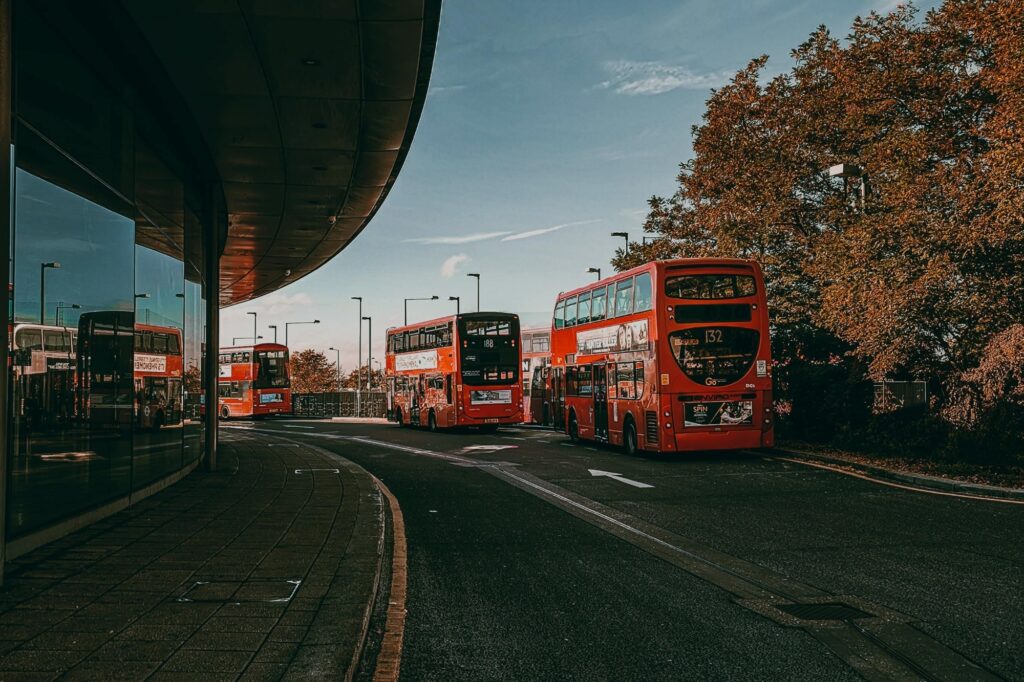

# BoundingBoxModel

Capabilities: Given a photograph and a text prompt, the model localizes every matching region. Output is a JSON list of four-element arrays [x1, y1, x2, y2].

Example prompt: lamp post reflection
[[40, 261, 60, 324]]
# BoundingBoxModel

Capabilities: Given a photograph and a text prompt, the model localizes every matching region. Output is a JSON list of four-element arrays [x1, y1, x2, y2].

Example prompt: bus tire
[[428, 410, 437, 432], [623, 418, 638, 456], [568, 411, 580, 442], [220, 406, 230, 420]]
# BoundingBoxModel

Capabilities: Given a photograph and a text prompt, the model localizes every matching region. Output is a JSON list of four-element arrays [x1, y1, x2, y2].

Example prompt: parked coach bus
[[216, 343, 291, 419], [549, 258, 773, 454], [386, 312, 523, 431]]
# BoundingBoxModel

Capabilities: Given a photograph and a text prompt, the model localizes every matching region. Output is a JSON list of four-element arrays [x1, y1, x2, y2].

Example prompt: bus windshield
[[668, 327, 759, 386], [458, 316, 519, 386], [254, 350, 289, 389]]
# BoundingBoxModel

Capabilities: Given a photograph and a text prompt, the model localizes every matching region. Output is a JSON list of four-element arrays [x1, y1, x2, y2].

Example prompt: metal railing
[[291, 390, 387, 418]]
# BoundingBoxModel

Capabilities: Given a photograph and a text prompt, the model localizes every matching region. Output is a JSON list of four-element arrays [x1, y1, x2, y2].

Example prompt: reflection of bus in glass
[[76, 311, 135, 426], [134, 323, 183, 430], [11, 323, 77, 427], [217, 343, 291, 419], [520, 326, 550, 424], [385, 312, 523, 431], [550, 259, 773, 454]]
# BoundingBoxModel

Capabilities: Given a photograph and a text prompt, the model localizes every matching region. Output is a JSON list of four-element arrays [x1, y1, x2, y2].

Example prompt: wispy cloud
[[253, 292, 312, 316], [441, 254, 469, 278], [597, 60, 730, 96], [501, 219, 601, 242], [428, 84, 467, 96], [404, 231, 511, 245]]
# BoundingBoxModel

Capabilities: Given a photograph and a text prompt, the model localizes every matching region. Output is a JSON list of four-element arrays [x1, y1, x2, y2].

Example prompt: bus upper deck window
[[634, 273, 652, 312]]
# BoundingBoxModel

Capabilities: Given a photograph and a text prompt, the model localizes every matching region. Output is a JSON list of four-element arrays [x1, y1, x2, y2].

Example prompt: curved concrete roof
[[124, 0, 441, 306]]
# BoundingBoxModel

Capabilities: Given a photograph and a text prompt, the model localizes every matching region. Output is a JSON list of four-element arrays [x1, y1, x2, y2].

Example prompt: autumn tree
[[289, 349, 341, 393], [619, 0, 1024, 418]]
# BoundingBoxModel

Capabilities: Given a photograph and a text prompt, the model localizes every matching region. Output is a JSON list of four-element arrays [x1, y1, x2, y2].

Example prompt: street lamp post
[[268, 324, 278, 343], [232, 335, 263, 344], [247, 311, 257, 345], [404, 295, 439, 325], [284, 320, 320, 348], [466, 273, 480, 312], [328, 346, 341, 390], [611, 232, 629, 254], [55, 302, 80, 327], [40, 261, 60, 324], [352, 297, 363, 416], [362, 316, 372, 389], [449, 296, 460, 315], [587, 267, 601, 281]]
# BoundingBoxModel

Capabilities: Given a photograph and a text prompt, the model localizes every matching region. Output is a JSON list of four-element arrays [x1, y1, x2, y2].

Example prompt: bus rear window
[[665, 274, 756, 300]]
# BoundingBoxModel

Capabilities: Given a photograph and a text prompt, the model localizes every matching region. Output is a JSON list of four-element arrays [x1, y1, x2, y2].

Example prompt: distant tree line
[[289, 348, 384, 393], [614, 1, 1023, 464]]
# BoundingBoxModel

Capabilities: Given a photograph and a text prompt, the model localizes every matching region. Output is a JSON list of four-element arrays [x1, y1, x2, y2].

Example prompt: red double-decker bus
[[385, 312, 523, 431], [216, 343, 291, 419], [549, 258, 773, 454], [520, 326, 551, 424], [134, 323, 184, 429]]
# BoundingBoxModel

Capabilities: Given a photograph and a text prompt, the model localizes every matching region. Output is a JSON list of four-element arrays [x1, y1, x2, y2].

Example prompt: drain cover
[[777, 602, 872, 621]]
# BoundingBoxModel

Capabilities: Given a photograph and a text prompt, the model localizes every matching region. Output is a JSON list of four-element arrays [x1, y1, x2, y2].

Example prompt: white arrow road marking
[[588, 469, 654, 489], [461, 445, 518, 452]]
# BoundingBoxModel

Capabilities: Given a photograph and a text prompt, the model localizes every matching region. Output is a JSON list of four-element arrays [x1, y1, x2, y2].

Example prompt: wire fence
[[292, 390, 387, 418]]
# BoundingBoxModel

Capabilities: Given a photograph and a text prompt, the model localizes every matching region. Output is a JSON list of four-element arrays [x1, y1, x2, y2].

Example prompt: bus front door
[[593, 363, 608, 442]]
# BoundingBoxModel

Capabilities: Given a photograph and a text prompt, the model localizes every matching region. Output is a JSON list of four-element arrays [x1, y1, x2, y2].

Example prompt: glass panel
[[616, 362, 635, 399], [614, 278, 634, 317], [634, 273, 653, 312], [577, 291, 591, 325], [133, 244, 184, 488], [565, 296, 577, 327], [668, 327, 760, 386], [664, 273, 757, 300], [591, 289, 606, 321], [458, 316, 520, 386], [554, 300, 565, 329], [634, 361, 645, 399], [8, 126, 135, 539]]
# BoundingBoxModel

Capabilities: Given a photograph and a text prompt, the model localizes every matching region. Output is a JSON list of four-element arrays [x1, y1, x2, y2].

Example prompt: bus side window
[[577, 291, 591, 325], [591, 288, 606, 321], [634, 361, 645, 398], [614, 277, 634, 317], [445, 374, 453, 404], [634, 273, 653, 312], [565, 295, 578, 327], [607, 362, 617, 399], [554, 300, 565, 329]]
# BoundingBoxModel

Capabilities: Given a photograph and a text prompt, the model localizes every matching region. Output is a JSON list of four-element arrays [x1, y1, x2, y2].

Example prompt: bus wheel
[[568, 412, 579, 442], [428, 410, 438, 432], [623, 419, 638, 456], [220, 406, 230, 420]]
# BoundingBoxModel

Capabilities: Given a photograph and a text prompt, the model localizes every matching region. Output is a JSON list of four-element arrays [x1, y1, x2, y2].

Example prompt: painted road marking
[[588, 469, 654, 489], [282, 424, 315, 429], [461, 445, 518, 452]]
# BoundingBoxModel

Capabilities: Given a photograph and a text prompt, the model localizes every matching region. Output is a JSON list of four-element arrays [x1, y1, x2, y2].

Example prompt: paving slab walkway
[[0, 429, 384, 681]]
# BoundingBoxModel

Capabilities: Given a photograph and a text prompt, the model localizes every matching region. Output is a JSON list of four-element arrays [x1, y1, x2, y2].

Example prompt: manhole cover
[[177, 579, 301, 603], [777, 602, 872, 621]]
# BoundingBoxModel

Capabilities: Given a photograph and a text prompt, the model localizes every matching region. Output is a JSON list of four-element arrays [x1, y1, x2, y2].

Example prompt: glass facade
[[5, 1, 211, 540]]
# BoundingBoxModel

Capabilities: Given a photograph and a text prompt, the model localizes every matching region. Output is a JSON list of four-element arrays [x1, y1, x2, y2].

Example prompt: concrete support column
[[0, 0, 12, 585], [203, 187, 220, 472]]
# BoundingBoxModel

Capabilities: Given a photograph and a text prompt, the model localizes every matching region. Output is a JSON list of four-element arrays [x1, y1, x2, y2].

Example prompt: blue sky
[[222, 0, 938, 373]]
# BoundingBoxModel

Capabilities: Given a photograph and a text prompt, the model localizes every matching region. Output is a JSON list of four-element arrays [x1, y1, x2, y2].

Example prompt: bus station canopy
[[124, 0, 440, 305]]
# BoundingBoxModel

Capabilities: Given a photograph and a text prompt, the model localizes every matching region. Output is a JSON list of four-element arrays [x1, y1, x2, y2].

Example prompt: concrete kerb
[[769, 446, 1024, 502]]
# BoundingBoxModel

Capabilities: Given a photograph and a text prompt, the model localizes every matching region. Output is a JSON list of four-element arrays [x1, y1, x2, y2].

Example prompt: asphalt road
[[229, 419, 1022, 681]]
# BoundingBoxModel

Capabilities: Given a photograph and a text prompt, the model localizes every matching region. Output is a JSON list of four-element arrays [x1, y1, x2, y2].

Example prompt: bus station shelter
[[0, 0, 440, 582]]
